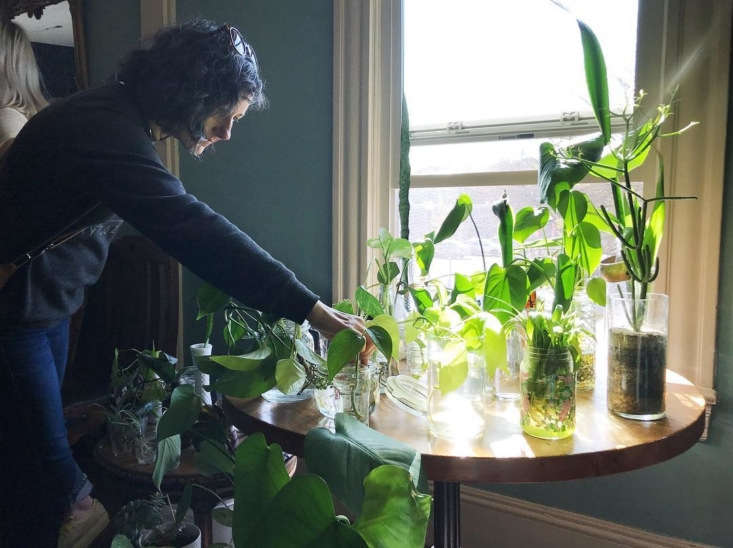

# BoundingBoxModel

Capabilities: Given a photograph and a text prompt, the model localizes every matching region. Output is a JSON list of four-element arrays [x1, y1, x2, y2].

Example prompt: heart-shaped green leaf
[[327, 329, 365, 380], [210, 346, 272, 371], [513, 206, 549, 243], [413, 239, 435, 276], [356, 286, 384, 318], [275, 357, 306, 395], [153, 435, 181, 490], [434, 194, 472, 244], [366, 314, 400, 362], [586, 277, 607, 306], [196, 282, 230, 319], [157, 385, 201, 441]]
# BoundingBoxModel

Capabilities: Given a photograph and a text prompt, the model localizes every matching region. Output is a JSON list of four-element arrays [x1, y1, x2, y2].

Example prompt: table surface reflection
[[224, 369, 705, 483]]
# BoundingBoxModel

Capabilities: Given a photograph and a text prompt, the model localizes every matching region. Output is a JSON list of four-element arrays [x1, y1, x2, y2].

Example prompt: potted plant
[[539, 19, 697, 420]]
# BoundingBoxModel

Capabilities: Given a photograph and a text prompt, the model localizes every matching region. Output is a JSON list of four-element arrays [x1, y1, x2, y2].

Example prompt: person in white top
[[0, 20, 47, 159]]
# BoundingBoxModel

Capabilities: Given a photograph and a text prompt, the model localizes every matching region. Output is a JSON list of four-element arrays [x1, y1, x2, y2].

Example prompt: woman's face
[[181, 97, 251, 157]]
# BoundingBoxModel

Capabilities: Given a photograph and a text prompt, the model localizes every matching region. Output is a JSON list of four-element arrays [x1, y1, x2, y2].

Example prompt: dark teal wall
[[176, 0, 333, 346], [83, 0, 139, 86]]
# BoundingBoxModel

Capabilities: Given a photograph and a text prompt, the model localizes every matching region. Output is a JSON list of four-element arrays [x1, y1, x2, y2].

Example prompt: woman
[[0, 20, 47, 158], [0, 19, 371, 547]]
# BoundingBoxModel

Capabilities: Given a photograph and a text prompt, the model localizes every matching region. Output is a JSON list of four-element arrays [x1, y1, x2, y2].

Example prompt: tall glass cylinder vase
[[572, 290, 600, 391], [427, 334, 486, 440], [520, 346, 575, 440], [607, 293, 668, 420], [495, 328, 522, 400]]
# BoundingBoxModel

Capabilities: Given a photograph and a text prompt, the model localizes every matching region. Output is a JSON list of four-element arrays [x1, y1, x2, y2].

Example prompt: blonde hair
[[0, 20, 47, 117]]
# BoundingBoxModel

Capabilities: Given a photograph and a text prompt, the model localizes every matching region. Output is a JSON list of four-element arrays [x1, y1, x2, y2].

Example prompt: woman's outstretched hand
[[306, 300, 375, 364]]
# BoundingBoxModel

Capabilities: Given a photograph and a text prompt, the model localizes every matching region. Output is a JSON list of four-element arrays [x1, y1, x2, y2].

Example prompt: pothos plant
[[539, 19, 696, 330]]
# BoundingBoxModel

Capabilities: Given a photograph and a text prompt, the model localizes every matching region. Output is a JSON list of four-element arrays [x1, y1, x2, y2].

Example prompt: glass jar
[[262, 320, 314, 403], [607, 293, 668, 420], [314, 363, 377, 424], [520, 346, 576, 440], [572, 290, 600, 391], [427, 334, 486, 440], [135, 401, 162, 465], [495, 328, 522, 400]]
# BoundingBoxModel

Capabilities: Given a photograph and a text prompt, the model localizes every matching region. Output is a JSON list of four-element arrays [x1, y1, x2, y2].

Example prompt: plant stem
[[468, 212, 486, 272]]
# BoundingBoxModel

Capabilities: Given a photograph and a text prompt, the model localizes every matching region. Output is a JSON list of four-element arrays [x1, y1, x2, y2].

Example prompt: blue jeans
[[0, 319, 92, 547]]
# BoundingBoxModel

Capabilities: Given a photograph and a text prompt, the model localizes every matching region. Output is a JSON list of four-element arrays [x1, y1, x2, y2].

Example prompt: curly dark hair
[[117, 19, 265, 141]]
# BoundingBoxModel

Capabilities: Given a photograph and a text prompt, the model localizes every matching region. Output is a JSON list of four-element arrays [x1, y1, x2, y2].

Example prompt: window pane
[[395, 182, 642, 281], [404, 0, 638, 129]]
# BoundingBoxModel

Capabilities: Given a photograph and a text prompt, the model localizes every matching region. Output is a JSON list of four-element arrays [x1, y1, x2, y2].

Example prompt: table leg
[[433, 481, 461, 548]]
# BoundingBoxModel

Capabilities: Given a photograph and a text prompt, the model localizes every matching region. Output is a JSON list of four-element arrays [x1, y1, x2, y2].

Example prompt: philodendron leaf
[[538, 136, 605, 206], [304, 414, 427, 516], [353, 465, 432, 548], [210, 346, 272, 371], [586, 277, 607, 306], [527, 257, 556, 292], [413, 238, 435, 276], [492, 197, 514, 267], [246, 476, 366, 548], [196, 282, 230, 319], [233, 432, 291, 548], [449, 273, 474, 304], [366, 314, 400, 362], [553, 254, 577, 313], [387, 237, 413, 259], [513, 206, 550, 243], [642, 154, 666, 266], [157, 385, 201, 441], [213, 357, 277, 397], [409, 287, 433, 314], [377, 261, 401, 285], [434, 194, 472, 244], [327, 329, 365, 380], [578, 19, 611, 143], [566, 221, 602, 276], [356, 286, 384, 318], [366, 326, 392, 364], [153, 435, 181, 490], [557, 190, 588, 228], [333, 299, 355, 315], [223, 319, 247, 350], [482, 264, 530, 324], [275, 357, 306, 395]]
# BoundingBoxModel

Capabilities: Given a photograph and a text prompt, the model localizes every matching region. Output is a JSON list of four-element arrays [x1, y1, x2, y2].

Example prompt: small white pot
[[188, 343, 213, 405]]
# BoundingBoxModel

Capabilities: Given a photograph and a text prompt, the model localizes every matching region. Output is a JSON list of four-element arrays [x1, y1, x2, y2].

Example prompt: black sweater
[[0, 83, 318, 327]]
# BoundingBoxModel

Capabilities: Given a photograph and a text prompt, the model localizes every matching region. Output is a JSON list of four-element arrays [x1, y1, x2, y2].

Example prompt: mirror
[[6, 0, 87, 95]]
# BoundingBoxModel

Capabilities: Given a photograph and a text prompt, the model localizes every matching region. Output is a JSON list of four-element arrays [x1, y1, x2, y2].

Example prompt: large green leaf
[[513, 206, 549, 243], [276, 358, 306, 395], [482, 264, 530, 324], [210, 346, 272, 372], [412, 238, 435, 276], [223, 319, 247, 351], [366, 314, 400, 362], [247, 476, 366, 548], [565, 221, 602, 275], [365, 326, 392, 364], [377, 261, 400, 285], [333, 299, 355, 315], [409, 287, 433, 314], [304, 414, 427, 516], [492, 197, 514, 267], [527, 257, 556, 291], [434, 194, 472, 244], [157, 385, 201, 441], [586, 277, 607, 306], [538, 137, 605, 206], [578, 19, 611, 143], [137, 350, 178, 384], [196, 282, 230, 319], [353, 465, 432, 548], [356, 286, 385, 318], [449, 273, 475, 304], [233, 433, 291, 548], [642, 154, 666, 266], [557, 190, 588, 228], [212, 357, 277, 397], [327, 330, 366, 380], [553, 254, 577, 313], [387, 237, 413, 260], [153, 435, 181, 490]]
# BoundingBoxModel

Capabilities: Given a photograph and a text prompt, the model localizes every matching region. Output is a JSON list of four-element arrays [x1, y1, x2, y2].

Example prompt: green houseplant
[[539, 19, 697, 420]]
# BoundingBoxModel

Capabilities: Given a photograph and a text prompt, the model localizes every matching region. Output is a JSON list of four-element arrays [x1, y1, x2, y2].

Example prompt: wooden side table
[[223, 369, 706, 548]]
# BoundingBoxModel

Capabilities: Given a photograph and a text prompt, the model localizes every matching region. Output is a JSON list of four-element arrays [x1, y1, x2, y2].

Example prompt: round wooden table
[[223, 369, 705, 548]]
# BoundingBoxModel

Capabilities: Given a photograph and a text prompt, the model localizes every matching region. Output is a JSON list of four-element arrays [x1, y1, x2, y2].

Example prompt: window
[[400, 0, 639, 278]]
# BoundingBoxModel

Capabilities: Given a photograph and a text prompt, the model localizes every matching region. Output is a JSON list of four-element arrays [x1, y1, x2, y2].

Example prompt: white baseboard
[[459, 486, 713, 548]]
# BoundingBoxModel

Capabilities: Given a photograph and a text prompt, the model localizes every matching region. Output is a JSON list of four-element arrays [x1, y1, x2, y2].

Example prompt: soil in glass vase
[[520, 346, 575, 440], [607, 293, 667, 420]]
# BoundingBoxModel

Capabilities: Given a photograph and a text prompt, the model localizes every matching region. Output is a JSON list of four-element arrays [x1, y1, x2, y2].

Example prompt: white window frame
[[332, 0, 730, 422]]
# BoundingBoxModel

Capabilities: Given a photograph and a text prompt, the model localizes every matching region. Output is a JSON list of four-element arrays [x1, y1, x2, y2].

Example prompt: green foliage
[[156, 385, 201, 441], [492, 196, 514, 267], [153, 435, 180, 490], [434, 194, 472, 244], [326, 329, 366, 381], [482, 264, 530, 325], [513, 206, 550, 243]]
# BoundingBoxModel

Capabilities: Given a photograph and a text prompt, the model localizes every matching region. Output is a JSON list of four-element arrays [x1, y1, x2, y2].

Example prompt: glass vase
[[262, 320, 314, 403], [607, 292, 668, 420], [427, 334, 486, 440], [520, 346, 576, 440], [495, 328, 522, 400], [314, 363, 377, 424], [134, 401, 162, 465], [572, 290, 600, 391]]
